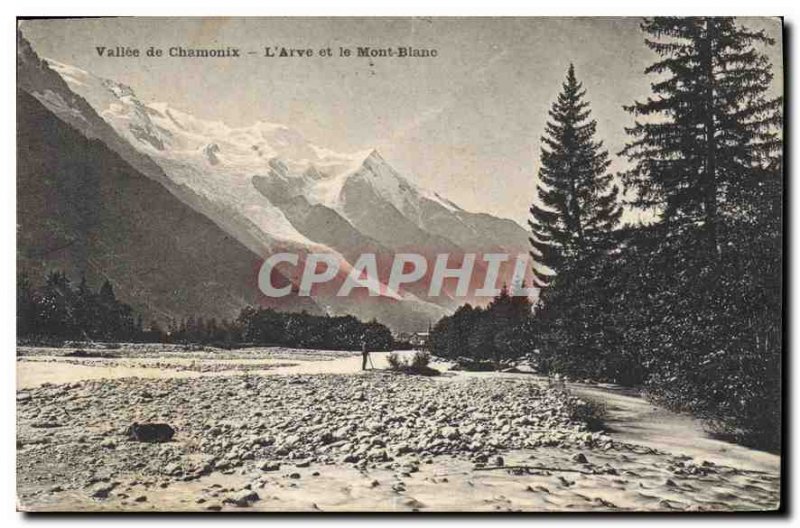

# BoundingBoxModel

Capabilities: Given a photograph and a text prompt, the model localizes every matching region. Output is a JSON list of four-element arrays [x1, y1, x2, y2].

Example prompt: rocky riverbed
[[16, 349, 781, 512], [18, 344, 355, 361], [18, 356, 299, 373]]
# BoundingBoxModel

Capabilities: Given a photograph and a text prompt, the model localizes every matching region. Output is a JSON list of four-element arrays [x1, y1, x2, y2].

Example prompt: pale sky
[[20, 17, 783, 224]]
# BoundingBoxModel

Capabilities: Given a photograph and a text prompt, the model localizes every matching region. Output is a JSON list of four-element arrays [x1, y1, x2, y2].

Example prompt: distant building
[[396, 331, 429, 349]]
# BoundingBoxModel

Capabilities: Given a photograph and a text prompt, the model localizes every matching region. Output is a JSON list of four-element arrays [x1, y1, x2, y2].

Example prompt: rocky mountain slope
[[17, 34, 318, 323], [19, 31, 533, 330]]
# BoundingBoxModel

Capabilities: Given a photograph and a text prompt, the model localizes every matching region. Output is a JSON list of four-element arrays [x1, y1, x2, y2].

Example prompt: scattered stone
[[126, 422, 175, 443], [90, 482, 117, 499], [224, 489, 260, 507], [572, 453, 588, 464], [403, 497, 426, 509], [441, 426, 459, 440], [16, 365, 651, 510], [594, 497, 617, 508], [31, 421, 62, 429], [260, 461, 281, 472]]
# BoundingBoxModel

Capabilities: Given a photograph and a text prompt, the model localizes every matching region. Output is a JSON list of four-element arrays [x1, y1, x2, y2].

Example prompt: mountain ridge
[[19, 31, 534, 331]]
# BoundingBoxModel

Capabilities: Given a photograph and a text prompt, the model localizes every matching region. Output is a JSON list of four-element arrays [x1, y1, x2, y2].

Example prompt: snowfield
[[46, 59, 461, 251]]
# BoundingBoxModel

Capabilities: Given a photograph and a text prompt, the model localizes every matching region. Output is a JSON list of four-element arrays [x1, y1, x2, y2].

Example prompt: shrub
[[387, 352, 403, 370], [409, 350, 431, 370], [386, 351, 439, 376], [565, 396, 607, 432]]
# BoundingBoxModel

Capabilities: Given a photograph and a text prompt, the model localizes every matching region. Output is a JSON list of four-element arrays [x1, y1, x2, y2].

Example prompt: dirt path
[[568, 383, 779, 474]]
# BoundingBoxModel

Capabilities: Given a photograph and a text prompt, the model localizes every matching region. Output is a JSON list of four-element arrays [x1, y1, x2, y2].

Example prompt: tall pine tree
[[620, 17, 782, 253], [529, 64, 622, 287]]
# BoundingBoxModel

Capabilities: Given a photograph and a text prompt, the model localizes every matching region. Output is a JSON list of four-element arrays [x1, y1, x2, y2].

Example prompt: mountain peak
[[365, 149, 385, 164]]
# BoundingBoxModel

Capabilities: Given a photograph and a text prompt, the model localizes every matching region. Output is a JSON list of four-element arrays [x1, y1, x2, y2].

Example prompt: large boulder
[[125, 422, 175, 443]]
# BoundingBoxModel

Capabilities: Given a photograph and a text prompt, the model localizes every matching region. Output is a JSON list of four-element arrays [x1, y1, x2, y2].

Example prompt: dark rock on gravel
[[125, 422, 175, 443], [224, 489, 260, 507]]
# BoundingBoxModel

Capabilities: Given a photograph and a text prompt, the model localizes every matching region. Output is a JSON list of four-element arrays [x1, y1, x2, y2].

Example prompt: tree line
[[428, 285, 535, 367], [431, 17, 782, 451], [17, 271, 143, 342], [17, 270, 394, 351]]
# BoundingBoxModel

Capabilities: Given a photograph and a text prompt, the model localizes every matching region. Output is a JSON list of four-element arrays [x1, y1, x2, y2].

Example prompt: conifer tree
[[529, 64, 622, 287], [486, 284, 533, 322], [17, 272, 38, 336], [620, 17, 782, 252], [73, 274, 96, 339]]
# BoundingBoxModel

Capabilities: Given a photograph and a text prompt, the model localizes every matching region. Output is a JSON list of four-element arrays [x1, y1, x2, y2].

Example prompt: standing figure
[[361, 341, 369, 371]]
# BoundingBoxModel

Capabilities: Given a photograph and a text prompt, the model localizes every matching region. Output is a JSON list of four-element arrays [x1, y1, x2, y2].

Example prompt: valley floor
[[16, 347, 781, 512]]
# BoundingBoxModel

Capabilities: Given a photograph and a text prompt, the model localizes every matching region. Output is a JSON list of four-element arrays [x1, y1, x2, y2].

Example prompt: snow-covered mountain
[[19, 32, 531, 330], [17, 35, 324, 323], [47, 59, 529, 255]]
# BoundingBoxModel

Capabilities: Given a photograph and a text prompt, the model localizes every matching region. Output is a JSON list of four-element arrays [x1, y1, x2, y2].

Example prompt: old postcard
[[16, 16, 783, 512]]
